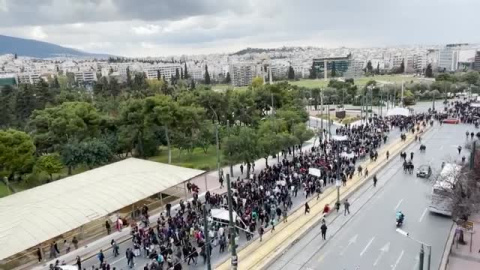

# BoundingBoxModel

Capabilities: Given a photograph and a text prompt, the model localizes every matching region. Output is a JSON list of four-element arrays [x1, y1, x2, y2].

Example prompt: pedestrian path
[[215, 127, 421, 270], [29, 138, 319, 270], [444, 214, 480, 270]]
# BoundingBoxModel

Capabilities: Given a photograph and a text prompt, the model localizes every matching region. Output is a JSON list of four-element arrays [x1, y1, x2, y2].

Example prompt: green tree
[[309, 61, 317, 79], [366, 60, 373, 74], [223, 127, 259, 175], [126, 67, 132, 87], [399, 59, 405, 74], [251, 76, 264, 89], [463, 72, 480, 85], [225, 72, 231, 84], [292, 123, 314, 150], [331, 61, 337, 77], [15, 84, 37, 124], [29, 102, 101, 153], [204, 65, 211, 84], [0, 85, 16, 128], [425, 63, 433, 78], [35, 153, 63, 182], [288, 66, 295, 80], [0, 129, 36, 179], [184, 63, 189, 79], [196, 120, 215, 153], [175, 68, 180, 80]]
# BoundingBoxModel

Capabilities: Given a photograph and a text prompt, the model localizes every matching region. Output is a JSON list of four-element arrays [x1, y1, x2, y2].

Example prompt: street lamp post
[[227, 174, 238, 269], [335, 146, 341, 204], [203, 204, 212, 270], [320, 89, 324, 142], [209, 107, 222, 181], [396, 228, 431, 270]]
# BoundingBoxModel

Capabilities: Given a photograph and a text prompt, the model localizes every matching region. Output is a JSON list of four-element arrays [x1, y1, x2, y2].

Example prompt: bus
[[428, 163, 461, 216]]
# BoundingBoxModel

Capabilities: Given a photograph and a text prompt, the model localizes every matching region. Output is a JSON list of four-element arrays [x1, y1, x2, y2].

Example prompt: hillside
[[0, 34, 111, 58]]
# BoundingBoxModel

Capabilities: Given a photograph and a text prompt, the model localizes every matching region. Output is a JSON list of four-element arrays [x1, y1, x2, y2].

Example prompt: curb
[[439, 221, 456, 270], [215, 126, 429, 270], [256, 131, 421, 270]]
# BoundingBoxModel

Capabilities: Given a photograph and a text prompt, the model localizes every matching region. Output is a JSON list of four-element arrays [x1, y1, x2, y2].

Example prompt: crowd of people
[[67, 106, 458, 270]]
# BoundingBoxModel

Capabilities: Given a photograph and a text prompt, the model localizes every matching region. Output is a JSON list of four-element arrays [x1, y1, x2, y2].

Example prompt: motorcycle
[[396, 215, 405, 227]]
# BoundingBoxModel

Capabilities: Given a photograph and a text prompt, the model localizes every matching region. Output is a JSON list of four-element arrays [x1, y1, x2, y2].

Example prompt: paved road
[[268, 123, 472, 270], [75, 121, 406, 270]]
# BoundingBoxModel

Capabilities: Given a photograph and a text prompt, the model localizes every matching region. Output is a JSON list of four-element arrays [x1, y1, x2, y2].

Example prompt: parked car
[[443, 118, 460, 124], [417, 165, 432, 178]]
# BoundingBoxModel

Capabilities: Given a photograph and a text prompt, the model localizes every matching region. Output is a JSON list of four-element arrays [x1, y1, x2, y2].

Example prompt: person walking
[[259, 226, 265, 242], [72, 236, 78, 250], [111, 239, 119, 257], [344, 199, 351, 216], [240, 164, 244, 175], [410, 151, 414, 160], [373, 175, 378, 187], [105, 220, 111, 235], [458, 145, 462, 154], [219, 172, 224, 188], [75, 256, 81, 270], [97, 249, 105, 265], [386, 151, 390, 160], [364, 168, 369, 178], [305, 202, 310, 214], [320, 221, 328, 240], [126, 248, 135, 268]]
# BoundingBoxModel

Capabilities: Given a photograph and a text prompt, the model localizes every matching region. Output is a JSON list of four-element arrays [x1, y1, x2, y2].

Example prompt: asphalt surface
[[268, 122, 473, 270], [76, 119, 403, 270]]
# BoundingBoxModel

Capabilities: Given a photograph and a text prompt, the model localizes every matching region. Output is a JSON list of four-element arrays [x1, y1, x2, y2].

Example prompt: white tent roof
[[0, 158, 204, 260], [386, 107, 411, 117], [211, 208, 237, 222], [332, 135, 348, 141]]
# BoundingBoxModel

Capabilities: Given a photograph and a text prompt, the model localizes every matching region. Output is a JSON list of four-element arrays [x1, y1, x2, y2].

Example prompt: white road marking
[[340, 234, 358, 255], [360, 237, 375, 256], [373, 242, 390, 266], [391, 250, 404, 270], [111, 256, 125, 265], [395, 199, 404, 210], [418, 208, 428, 222], [412, 255, 419, 270]]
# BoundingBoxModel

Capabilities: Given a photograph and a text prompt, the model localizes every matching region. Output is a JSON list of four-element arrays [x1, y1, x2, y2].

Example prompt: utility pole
[[215, 123, 221, 180], [335, 146, 341, 204], [320, 89, 324, 142], [227, 174, 238, 269], [203, 204, 212, 270], [419, 245, 425, 270], [327, 104, 331, 139]]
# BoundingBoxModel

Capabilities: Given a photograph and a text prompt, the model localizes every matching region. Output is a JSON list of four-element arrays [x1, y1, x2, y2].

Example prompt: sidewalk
[[215, 126, 421, 270], [30, 137, 320, 270], [445, 214, 480, 270]]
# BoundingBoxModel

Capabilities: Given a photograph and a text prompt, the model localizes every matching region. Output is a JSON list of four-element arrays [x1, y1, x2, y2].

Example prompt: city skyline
[[0, 0, 479, 57]]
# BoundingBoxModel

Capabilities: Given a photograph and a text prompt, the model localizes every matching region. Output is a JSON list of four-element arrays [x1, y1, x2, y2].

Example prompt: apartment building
[[438, 44, 469, 72], [74, 71, 97, 83], [17, 71, 40, 84], [144, 64, 183, 80], [230, 63, 259, 87]]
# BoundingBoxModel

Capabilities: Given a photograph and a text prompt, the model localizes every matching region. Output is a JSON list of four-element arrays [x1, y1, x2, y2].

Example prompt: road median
[[215, 127, 427, 270]]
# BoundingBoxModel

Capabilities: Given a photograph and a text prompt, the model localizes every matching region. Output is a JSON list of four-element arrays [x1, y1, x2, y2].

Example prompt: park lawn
[[0, 182, 10, 197], [288, 75, 426, 89], [289, 79, 329, 88], [149, 145, 225, 171]]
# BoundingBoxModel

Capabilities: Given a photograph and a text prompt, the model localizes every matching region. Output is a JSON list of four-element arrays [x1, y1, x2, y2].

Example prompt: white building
[[144, 64, 182, 80], [438, 44, 469, 72], [17, 71, 41, 84], [230, 63, 260, 87], [74, 71, 97, 83]]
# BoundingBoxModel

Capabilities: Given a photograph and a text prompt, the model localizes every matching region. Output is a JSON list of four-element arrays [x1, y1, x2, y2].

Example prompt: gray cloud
[[0, 0, 479, 56]]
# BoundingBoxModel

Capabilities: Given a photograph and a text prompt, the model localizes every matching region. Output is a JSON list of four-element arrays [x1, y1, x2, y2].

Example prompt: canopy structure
[[211, 208, 237, 222], [0, 158, 204, 260], [341, 152, 356, 159], [332, 135, 348, 141], [386, 107, 411, 117]]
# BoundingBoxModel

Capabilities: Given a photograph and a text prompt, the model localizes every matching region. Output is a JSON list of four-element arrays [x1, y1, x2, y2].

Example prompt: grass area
[[289, 75, 427, 89], [149, 145, 224, 171], [0, 182, 10, 197]]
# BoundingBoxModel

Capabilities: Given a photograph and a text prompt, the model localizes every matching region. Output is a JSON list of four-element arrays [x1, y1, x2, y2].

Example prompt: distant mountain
[[0, 34, 112, 58], [231, 47, 305, 56]]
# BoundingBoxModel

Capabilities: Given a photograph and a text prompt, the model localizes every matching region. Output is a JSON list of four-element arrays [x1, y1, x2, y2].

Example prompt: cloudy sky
[[0, 0, 479, 57]]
